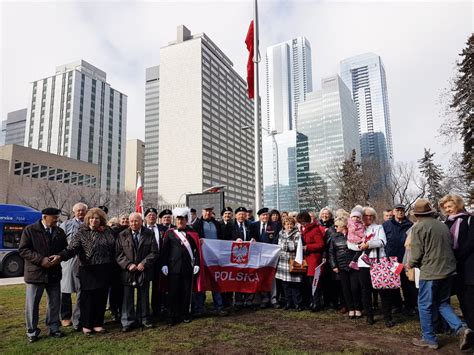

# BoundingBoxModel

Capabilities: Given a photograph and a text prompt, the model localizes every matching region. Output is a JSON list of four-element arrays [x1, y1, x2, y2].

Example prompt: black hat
[[41, 207, 61, 216], [247, 209, 253, 213], [235, 207, 247, 214], [98, 205, 109, 214], [144, 207, 158, 217], [221, 206, 233, 216], [257, 207, 269, 216], [190, 208, 197, 213], [159, 209, 172, 218], [393, 203, 405, 210]]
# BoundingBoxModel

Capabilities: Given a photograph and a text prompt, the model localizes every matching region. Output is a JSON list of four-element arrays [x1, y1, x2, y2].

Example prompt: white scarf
[[173, 230, 194, 264]]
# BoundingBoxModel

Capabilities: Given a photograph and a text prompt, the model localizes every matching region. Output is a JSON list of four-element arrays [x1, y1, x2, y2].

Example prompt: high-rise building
[[144, 66, 160, 196], [0, 121, 5, 146], [297, 75, 360, 208], [340, 53, 393, 168], [265, 37, 312, 133], [4, 108, 27, 146], [154, 25, 258, 207], [262, 130, 298, 211], [24, 60, 127, 193], [125, 139, 145, 192]]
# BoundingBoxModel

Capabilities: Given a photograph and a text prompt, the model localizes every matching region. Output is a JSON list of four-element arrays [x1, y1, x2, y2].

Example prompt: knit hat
[[350, 205, 364, 219]]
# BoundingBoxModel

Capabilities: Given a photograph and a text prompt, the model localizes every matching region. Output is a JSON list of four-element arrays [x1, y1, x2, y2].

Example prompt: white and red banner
[[201, 239, 280, 293], [135, 174, 143, 218]]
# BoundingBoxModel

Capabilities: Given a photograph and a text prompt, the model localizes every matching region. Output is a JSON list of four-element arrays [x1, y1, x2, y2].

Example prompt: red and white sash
[[173, 230, 194, 263]]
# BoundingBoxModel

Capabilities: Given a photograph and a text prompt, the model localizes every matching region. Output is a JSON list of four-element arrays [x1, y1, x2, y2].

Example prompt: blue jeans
[[418, 277, 463, 345], [193, 291, 223, 314]]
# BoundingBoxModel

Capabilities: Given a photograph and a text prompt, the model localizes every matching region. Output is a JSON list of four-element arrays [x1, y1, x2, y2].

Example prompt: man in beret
[[220, 207, 234, 241], [189, 208, 198, 225], [246, 209, 255, 222], [19, 207, 71, 342]]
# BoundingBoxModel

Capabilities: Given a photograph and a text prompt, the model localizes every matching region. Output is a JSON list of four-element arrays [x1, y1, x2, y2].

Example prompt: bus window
[[3, 224, 25, 249]]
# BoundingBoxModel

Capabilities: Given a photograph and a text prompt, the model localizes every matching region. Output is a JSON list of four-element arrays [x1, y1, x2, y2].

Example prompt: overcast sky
[[1, 0, 472, 167]]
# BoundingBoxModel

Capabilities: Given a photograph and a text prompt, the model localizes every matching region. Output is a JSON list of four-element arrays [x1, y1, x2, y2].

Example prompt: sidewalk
[[0, 277, 24, 286]]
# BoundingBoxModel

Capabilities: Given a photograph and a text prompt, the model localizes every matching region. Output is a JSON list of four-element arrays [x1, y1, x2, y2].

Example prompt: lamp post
[[178, 192, 191, 205]]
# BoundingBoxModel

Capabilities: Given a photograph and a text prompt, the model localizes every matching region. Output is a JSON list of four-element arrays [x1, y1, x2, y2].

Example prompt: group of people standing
[[17, 193, 473, 351]]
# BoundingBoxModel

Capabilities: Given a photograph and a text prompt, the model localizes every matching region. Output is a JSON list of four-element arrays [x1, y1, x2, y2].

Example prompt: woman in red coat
[[297, 211, 326, 312]]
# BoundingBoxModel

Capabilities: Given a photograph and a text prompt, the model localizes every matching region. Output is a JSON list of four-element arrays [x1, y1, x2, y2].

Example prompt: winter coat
[[445, 214, 474, 285], [219, 220, 235, 241], [59, 218, 83, 293], [161, 227, 200, 275], [250, 221, 278, 244], [232, 220, 252, 241], [383, 217, 413, 263], [19, 220, 69, 284], [192, 217, 223, 239], [301, 222, 326, 276], [276, 228, 303, 282], [328, 231, 356, 272], [347, 223, 387, 268], [116, 227, 159, 286]]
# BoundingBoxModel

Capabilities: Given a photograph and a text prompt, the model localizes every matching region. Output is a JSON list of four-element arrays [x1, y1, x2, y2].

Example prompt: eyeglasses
[[363, 214, 375, 217]]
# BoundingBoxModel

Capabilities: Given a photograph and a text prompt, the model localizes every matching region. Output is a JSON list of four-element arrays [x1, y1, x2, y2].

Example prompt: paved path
[[0, 277, 24, 286]]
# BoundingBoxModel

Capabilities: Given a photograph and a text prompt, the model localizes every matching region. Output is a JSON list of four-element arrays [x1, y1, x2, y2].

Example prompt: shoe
[[272, 303, 281, 309], [49, 331, 64, 338], [217, 309, 229, 316], [404, 308, 417, 316], [183, 318, 191, 323], [348, 311, 355, 319], [61, 320, 72, 327], [27, 335, 38, 343], [412, 338, 439, 350], [121, 327, 131, 333], [339, 307, 348, 314], [294, 305, 303, 312], [459, 327, 474, 351], [284, 304, 292, 310], [93, 327, 107, 334], [142, 323, 154, 329], [366, 315, 375, 325], [391, 307, 402, 315], [310, 304, 321, 313], [385, 320, 395, 328], [355, 310, 362, 319]]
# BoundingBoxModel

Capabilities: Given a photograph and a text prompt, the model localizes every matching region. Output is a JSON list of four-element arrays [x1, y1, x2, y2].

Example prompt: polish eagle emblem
[[231, 242, 250, 264]]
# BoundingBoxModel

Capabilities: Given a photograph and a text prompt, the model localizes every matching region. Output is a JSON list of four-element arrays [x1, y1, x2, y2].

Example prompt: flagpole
[[253, 0, 262, 211]]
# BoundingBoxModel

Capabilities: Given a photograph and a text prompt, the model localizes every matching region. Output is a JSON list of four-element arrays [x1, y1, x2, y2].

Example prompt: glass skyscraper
[[297, 76, 360, 209]]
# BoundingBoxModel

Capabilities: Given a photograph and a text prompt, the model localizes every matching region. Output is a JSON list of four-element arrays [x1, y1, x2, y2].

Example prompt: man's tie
[[133, 231, 139, 248], [239, 223, 244, 238], [261, 223, 266, 237]]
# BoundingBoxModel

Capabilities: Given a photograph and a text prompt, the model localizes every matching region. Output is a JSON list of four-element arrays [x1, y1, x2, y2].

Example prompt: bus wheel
[[3, 254, 24, 277]]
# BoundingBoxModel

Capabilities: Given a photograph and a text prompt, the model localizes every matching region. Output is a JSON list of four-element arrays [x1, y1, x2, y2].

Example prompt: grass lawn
[[0, 284, 464, 354]]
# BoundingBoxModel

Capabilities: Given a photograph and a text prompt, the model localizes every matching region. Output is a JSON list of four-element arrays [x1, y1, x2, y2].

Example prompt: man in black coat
[[160, 207, 200, 325], [220, 207, 234, 241], [18, 207, 70, 342], [116, 212, 158, 331]]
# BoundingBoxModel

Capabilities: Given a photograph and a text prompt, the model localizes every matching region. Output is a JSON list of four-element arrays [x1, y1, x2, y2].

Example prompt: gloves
[[161, 265, 168, 276], [193, 265, 200, 275]]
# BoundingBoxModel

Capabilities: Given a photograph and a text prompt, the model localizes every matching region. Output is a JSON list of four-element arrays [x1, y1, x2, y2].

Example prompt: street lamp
[[178, 191, 192, 205], [242, 126, 280, 210]]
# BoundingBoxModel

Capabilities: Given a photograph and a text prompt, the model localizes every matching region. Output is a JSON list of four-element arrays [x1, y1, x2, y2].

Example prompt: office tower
[[3, 108, 27, 146], [340, 53, 393, 167], [297, 76, 360, 208], [155, 25, 258, 207], [125, 139, 145, 192], [265, 37, 312, 133], [24, 60, 127, 193]]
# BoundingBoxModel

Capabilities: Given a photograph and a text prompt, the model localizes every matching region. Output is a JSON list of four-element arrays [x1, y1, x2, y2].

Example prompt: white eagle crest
[[231, 244, 248, 264]]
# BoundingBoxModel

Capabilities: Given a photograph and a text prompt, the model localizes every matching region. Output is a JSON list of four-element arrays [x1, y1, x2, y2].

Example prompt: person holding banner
[[160, 207, 200, 326], [276, 216, 303, 311], [297, 211, 326, 312]]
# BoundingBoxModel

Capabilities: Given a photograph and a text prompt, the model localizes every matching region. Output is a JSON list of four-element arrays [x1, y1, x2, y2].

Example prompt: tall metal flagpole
[[253, 0, 262, 211]]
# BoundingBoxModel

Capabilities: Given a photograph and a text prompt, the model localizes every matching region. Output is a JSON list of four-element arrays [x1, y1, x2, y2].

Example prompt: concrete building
[[4, 109, 27, 146], [296, 76, 360, 208], [154, 25, 258, 207], [0, 120, 5, 145], [0, 144, 99, 206], [125, 139, 145, 192], [144, 66, 160, 196], [24, 60, 127, 193], [265, 37, 312, 133]]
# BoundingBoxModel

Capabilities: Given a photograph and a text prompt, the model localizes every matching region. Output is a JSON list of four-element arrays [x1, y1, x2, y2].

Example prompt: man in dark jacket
[[116, 212, 158, 331], [18, 207, 70, 342], [383, 204, 416, 315], [192, 205, 226, 316], [219, 207, 234, 241]]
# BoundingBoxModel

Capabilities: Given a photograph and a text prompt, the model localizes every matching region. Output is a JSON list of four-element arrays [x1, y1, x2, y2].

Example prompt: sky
[[1, 0, 472, 167]]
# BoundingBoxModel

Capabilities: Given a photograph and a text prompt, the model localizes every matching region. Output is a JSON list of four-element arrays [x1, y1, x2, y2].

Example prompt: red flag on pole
[[135, 174, 144, 218], [245, 20, 254, 99]]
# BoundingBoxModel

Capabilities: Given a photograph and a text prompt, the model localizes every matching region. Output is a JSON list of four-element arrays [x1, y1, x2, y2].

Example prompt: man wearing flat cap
[[19, 207, 71, 342], [383, 203, 416, 315], [408, 199, 473, 351]]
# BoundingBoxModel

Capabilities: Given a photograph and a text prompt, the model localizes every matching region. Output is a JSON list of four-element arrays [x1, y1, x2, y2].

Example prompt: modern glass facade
[[296, 76, 360, 209]]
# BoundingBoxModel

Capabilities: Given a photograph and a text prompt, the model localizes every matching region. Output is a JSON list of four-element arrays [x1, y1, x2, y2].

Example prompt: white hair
[[362, 206, 378, 220], [72, 202, 88, 212], [129, 212, 143, 221], [319, 207, 333, 219]]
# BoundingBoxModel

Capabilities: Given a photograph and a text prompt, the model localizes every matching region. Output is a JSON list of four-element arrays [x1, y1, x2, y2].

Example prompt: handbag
[[369, 249, 401, 289], [289, 257, 308, 273]]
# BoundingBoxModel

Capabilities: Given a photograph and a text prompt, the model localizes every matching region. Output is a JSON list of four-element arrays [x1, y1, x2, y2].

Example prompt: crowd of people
[[18, 194, 473, 351]]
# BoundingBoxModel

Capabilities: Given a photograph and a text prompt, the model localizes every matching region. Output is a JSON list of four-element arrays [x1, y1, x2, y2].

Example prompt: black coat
[[445, 214, 474, 285], [328, 231, 356, 271], [192, 217, 223, 239], [383, 217, 413, 263], [249, 221, 278, 244], [161, 228, 200, 275], [232, 220, 251, 241], [19, 220, 70, 284], [220, 220, 235, 241], [116, 227, 159, 286]]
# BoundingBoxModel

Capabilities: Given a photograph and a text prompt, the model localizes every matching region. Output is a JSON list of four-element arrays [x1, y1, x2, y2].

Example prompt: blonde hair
[[107, 217, 119, 226], [84, 208, 107, 227], [334, 216, 348, 228], [282, 216, 296, 226], [335, 209, 349, 219], [439, 194, 465, 213]]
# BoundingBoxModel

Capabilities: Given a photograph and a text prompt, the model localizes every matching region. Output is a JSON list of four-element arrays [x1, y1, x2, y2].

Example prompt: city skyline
[[1, 1, 471, 169]]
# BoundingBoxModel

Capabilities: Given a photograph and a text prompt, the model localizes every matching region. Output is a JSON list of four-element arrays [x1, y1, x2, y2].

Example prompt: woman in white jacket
[[347, 207, 395, 327]]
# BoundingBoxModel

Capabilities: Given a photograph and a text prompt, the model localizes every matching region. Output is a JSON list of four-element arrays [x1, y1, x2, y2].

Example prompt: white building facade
[[24, 60, 127, 193]]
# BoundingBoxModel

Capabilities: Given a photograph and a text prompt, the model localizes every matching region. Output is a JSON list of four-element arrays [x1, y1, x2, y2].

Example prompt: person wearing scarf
[[439, 194, 474, 330]]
